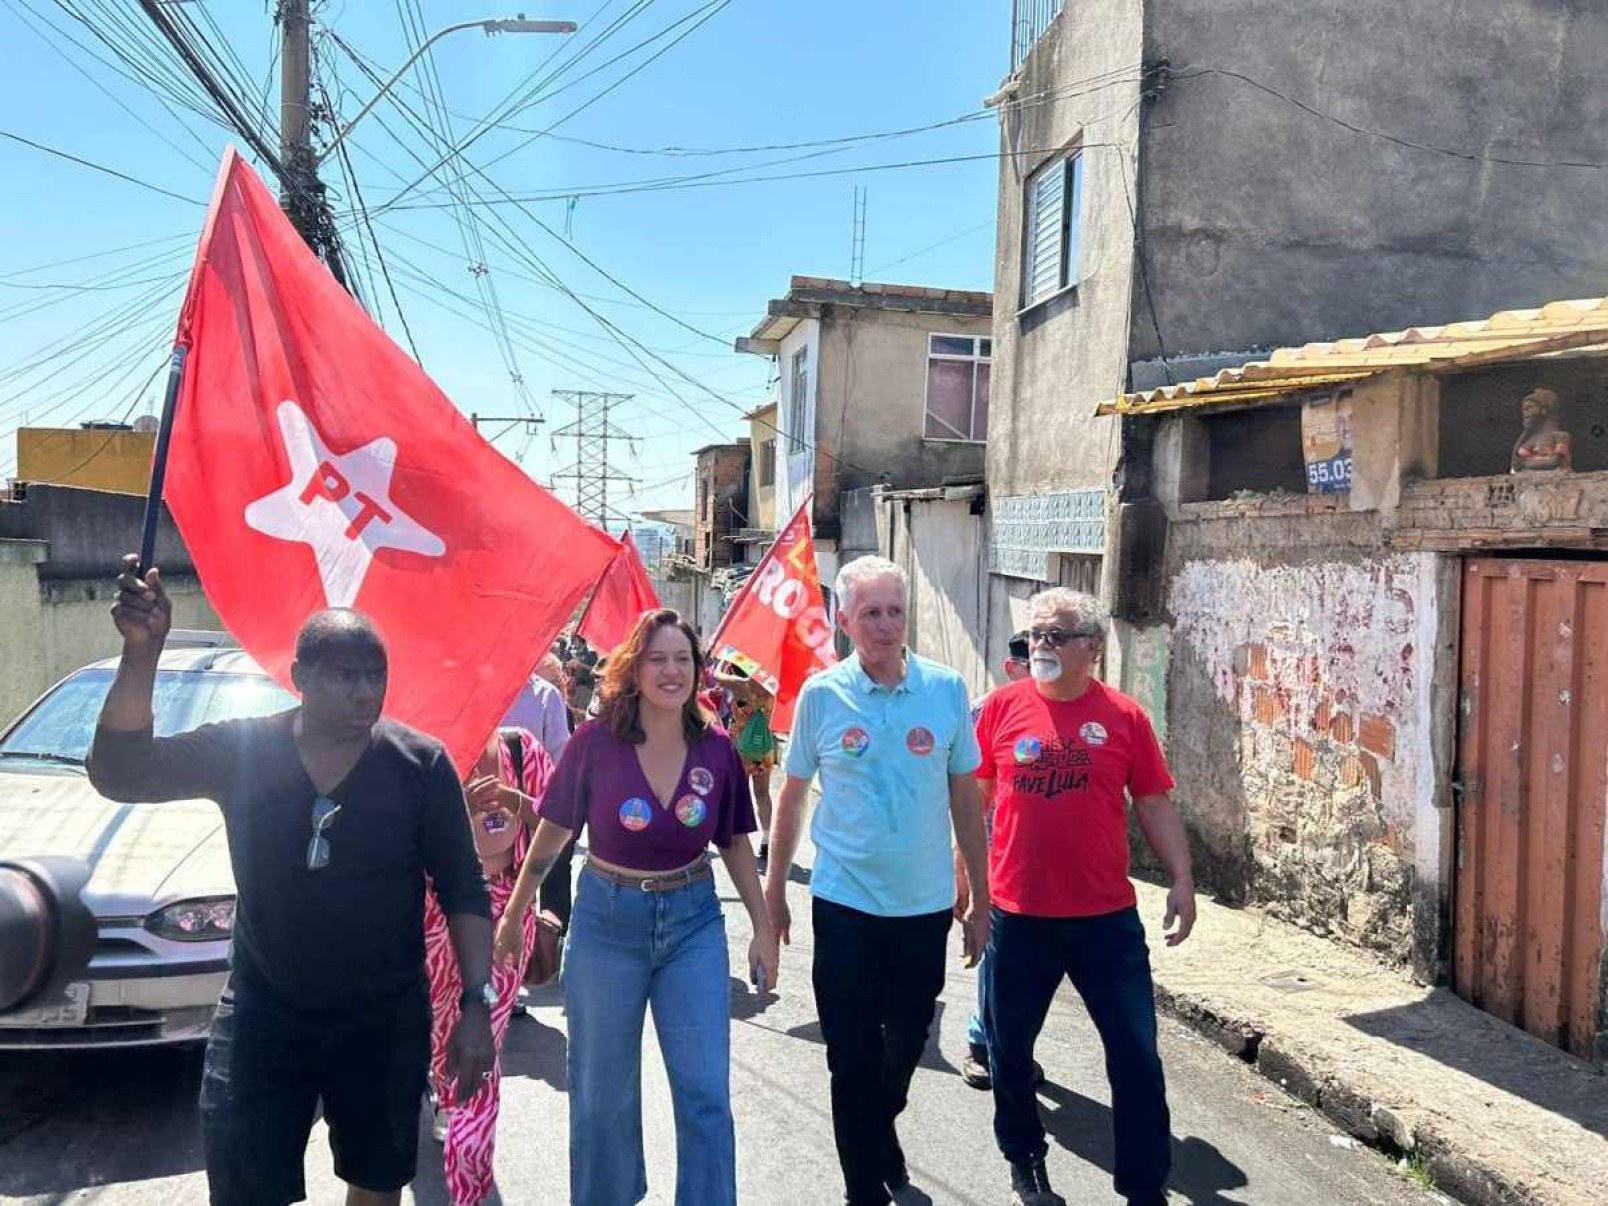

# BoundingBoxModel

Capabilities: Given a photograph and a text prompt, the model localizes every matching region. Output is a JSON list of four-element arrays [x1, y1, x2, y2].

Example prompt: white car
[[0, 637, 293, 1048]]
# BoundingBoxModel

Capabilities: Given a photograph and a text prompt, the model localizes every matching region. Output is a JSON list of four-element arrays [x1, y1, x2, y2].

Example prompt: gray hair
[[1027, 587, 1109, 642], [834, 555, 908, 617]]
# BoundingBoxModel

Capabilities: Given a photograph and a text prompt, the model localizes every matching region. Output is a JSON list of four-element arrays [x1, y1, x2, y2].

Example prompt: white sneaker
[[431, 1106, 451, 1143]]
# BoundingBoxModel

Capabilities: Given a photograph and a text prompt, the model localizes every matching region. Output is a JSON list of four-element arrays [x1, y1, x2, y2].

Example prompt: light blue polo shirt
[[784, 651, 981, 917]]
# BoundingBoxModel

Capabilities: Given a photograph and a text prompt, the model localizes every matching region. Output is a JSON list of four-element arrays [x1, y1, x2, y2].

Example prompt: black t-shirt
[[89, 711, 489, 1011]]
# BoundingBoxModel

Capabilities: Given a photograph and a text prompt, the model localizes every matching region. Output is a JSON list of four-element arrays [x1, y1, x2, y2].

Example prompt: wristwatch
[[460, 981, 497, 1010]]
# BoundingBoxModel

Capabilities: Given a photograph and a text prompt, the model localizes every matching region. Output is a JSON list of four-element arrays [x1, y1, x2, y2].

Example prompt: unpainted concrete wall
[[1162, 515, 1453, 963], [0, 547, 219, 726], [1137, 0, 1608, 358], [0, 484, 195, 581], [988, 4, 1142, 499]]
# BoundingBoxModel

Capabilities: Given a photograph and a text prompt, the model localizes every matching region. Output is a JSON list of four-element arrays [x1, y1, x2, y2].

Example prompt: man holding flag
[[94, 146, 618, 1204], [90, 568, 494, 1206]]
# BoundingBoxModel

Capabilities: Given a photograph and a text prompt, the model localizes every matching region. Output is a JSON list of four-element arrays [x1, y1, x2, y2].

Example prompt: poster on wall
[[1301, 393, 1354, 493]]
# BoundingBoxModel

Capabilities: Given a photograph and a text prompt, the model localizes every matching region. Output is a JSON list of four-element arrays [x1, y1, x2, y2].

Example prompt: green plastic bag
[[734, 707, 775, 762]]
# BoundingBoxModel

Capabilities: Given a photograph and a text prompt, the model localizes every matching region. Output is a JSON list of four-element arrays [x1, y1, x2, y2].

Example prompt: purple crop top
[[539, 720, 757, 871]]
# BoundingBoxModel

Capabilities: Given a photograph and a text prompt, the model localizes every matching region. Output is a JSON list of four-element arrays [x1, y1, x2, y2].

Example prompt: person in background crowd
[[975, 589, 1195, 1206], [493, 609, 778, 1206], [959, 631, 1037, 1089], [715, 664, 778, 865], [88, 557, 492, 1206], [425, 726, 555, 1205], [503, 652, 578, 927], [502, 654, 571, 763], [764, 556, 990, 1206]]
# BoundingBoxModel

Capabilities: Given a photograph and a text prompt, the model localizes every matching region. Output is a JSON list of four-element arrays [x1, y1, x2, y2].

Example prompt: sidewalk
[[1136, 879, 1608, 1206]]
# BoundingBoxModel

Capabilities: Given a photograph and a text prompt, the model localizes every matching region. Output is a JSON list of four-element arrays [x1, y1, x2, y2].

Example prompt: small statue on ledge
[[1510, 386, 1573, 474]]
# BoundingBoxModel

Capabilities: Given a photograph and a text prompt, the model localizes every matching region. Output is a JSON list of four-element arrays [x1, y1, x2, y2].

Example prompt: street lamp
[[316, 16, 577, 164]]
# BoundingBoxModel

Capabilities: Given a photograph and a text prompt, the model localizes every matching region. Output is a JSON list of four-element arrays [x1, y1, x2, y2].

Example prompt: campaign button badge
[[841, 727, 871, 758], [1080, 722, 1109, 747], [618, 797, 653, 832], [674, 794, 707, 828], [688, 766, 715, 796], [906, 726, 936, 756], [1013, 736, 1043, 765]]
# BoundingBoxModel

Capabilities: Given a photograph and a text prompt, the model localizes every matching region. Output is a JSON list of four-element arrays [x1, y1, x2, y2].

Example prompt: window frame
[[787, 348, 809, 455], [757, 437, 777, 488], [1021, 150, 1084, 311], [922, 333, 992, 444]]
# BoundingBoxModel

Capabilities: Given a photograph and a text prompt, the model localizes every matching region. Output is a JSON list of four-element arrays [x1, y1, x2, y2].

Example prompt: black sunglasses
[[307, 795, 341, 871], [1028, 627, 1099, 649]]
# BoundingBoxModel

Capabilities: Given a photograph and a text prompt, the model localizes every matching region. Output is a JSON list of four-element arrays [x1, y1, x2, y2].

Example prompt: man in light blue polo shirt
[[764, 556, 990, 1206]]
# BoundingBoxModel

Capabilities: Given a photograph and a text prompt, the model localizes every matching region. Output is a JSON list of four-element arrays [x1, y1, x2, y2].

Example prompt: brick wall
[[694, 445, 750, 570], [1164, 548, 1446, 960]]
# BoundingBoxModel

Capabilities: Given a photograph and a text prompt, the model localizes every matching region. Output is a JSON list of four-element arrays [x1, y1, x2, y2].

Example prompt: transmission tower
[[551, 391, 639, 526]]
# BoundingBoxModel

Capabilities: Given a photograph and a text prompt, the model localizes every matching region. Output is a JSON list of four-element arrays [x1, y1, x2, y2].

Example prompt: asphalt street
[[0, 855, 1446, 1206]]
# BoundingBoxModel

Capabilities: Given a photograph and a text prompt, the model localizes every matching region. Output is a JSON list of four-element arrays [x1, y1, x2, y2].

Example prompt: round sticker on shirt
[[905, 726, 936, 757], [1080, 722, 1109, 748], [687, 767, 715, 796], [841, 727, 871, 758], [618, 797, 653, 833], [674, 794, 707, 828], [1013, 736, 1043, 765]]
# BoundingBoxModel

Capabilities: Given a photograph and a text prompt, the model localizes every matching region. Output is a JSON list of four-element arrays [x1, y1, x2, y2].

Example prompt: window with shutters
[[787, 348, 809, 454], [1021, 151, 1083, 309], [924, 334, 992, 442], [758, 438, 776, 487]]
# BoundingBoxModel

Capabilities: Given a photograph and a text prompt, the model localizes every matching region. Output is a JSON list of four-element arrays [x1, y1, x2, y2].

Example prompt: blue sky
[[0, 0, 1009, 517]]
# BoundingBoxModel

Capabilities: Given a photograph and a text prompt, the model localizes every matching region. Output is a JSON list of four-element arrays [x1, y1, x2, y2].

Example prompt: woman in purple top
[[494, 609, 777, 1206]]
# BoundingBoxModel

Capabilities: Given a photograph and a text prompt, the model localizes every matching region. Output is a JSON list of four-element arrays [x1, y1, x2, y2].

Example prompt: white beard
[[1029, 656, 1063, 683]]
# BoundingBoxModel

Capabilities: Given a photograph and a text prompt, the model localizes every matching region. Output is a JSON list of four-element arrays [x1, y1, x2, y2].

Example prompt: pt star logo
[[244, 400, 445, 608]]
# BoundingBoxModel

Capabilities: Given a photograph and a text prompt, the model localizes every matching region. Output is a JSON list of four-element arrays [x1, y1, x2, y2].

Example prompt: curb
[[1151, 983, 1539, 1206]]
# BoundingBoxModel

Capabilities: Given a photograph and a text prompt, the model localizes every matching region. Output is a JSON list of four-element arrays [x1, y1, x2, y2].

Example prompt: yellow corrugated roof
[[1101, 297, 1608, 416]]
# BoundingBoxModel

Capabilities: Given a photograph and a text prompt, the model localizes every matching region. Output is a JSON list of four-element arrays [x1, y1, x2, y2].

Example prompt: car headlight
[[145, 897, 235, 942]]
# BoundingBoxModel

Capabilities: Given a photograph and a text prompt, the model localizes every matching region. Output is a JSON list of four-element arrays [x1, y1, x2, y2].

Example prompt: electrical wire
[[358, 0, 730, 217], [0, 127, 207, 204], [2, 0, 217, 173], [1172, 67, 1606, 172]]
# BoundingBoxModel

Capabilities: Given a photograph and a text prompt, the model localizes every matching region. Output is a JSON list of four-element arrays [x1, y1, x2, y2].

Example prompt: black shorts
[[199, 977, 430, 1205]]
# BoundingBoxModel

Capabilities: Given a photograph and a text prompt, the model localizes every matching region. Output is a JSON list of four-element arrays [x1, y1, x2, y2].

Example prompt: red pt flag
[[709, 500, 835, 733], [578, 530, 661, 654], [164, 148, 616, 770]]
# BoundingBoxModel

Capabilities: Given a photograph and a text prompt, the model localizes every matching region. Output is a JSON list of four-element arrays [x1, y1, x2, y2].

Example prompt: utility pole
[[278, 0, 349, 289], [552, 391, 638, 528]]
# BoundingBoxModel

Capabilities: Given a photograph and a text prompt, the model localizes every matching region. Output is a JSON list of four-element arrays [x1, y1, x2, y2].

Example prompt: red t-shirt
[[975, 678, 1174, 918]]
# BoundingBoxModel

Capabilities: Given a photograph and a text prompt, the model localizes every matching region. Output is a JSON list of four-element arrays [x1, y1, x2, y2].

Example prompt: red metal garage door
[[1455, 558, 1608, 1057]]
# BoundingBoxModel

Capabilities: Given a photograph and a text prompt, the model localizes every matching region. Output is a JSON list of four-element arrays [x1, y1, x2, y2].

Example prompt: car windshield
[[0, 669, 296, 766]]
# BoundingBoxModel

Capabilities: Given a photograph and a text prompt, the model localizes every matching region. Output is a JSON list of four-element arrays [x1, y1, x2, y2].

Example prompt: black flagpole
[[135, 345, 188, 576]]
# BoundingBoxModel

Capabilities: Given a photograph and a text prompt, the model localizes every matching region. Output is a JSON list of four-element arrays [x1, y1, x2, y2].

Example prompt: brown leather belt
[[584, 854, 712, 893]]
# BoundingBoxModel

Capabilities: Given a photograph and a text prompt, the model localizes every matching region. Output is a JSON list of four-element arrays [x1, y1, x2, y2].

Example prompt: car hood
[[0, 766, 233, 917]]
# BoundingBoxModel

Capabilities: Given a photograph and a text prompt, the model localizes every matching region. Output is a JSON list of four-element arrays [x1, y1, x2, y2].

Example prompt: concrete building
[[735, 276, 993, 586], [743, 402, 779, 536], [0, 483, 219, 723], [1106, 295, 1608, 1062], [975, 0, 1608, 675]]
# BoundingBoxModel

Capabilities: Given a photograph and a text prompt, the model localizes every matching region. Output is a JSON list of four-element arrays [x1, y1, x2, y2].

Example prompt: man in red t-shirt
[[972, 588, 1195, 1206]]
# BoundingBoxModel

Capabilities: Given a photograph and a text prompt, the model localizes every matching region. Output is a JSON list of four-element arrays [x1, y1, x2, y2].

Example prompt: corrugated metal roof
[[1102, 297, 1608, 416]]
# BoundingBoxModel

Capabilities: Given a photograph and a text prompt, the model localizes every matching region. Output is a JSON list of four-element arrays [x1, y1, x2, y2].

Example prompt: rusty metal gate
[[1455, 558, 1608, 1057]]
